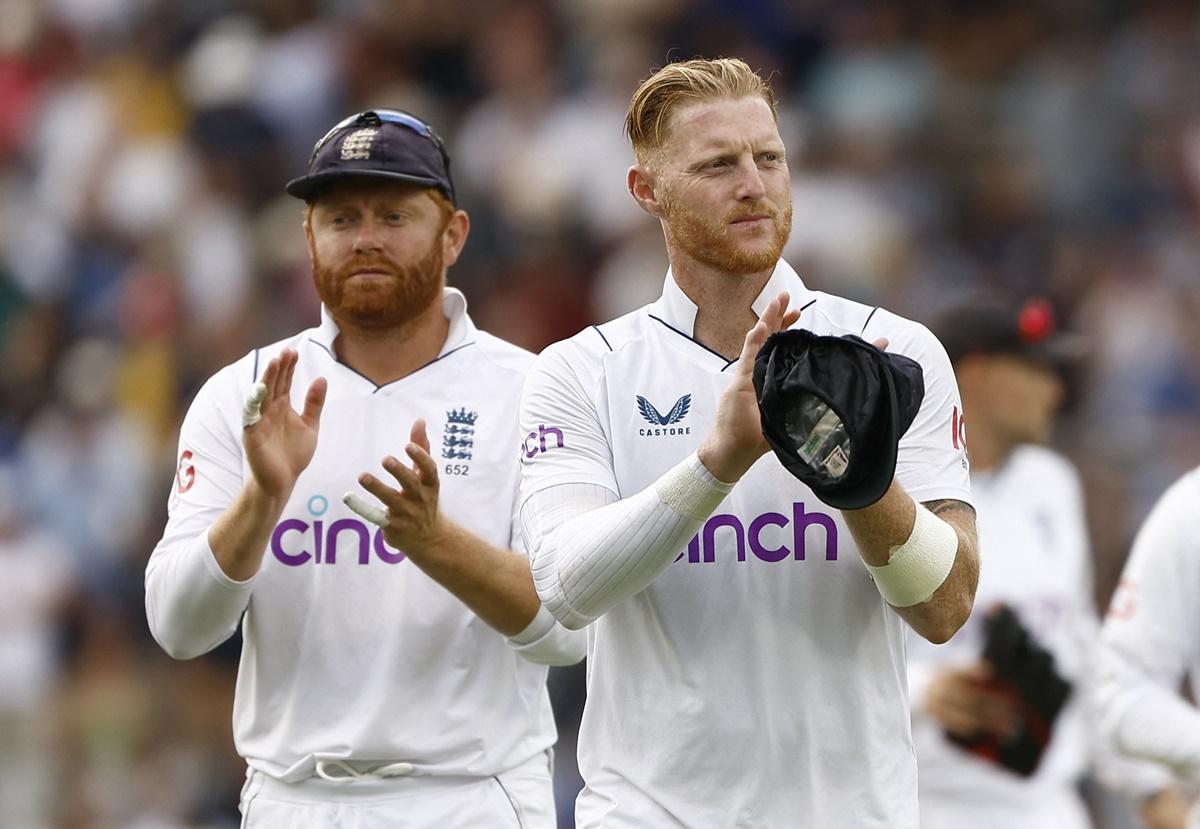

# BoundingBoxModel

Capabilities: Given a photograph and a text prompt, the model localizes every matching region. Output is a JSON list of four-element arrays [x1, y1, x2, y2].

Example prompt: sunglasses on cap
[[309, 109, 455, 201]]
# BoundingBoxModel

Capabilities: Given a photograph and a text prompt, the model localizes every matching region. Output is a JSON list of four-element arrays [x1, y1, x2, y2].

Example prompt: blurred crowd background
[[1, 0, 1199, 826]]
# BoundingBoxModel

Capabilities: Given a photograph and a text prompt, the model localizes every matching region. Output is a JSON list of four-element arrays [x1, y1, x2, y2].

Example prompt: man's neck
[[331, 296, 450, 387], [669, 250, 775, 361]]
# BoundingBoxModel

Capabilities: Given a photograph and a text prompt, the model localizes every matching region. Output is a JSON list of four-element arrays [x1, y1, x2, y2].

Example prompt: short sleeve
[[881, 317, 972, 505]]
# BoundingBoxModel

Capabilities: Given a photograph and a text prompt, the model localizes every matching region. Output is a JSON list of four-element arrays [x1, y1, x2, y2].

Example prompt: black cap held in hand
[[752, 330, 925, 510]]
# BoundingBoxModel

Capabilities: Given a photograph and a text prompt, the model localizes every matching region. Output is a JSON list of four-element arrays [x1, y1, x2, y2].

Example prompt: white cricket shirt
[[146, 290, 572, 783], [1099, 467, 1200, 780], [519, 262, 972, 828], [907, 446, 1096, 828]]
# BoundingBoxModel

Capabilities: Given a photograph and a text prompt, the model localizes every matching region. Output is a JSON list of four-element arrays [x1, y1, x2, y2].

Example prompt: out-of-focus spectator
[[0, 464, 74, 829], [19, 338, 155, 594]]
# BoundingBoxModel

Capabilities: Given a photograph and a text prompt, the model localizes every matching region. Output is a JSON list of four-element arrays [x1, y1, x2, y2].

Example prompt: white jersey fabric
[[907, 446, 1097, 829], [1099, 468, 1200, 780], [145, 289, 581, 794], [519, 262, 972, 829]]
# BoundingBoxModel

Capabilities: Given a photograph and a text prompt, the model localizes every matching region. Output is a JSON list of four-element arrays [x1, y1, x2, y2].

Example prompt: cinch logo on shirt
[[523, 424, 564, 458], [637, 394, 693, 437], [674, 502, 839, 564], [270, 494, 406, 567]]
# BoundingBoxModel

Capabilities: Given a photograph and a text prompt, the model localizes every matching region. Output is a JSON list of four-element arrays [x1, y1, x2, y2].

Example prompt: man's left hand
[[344, 419, 444, 554]]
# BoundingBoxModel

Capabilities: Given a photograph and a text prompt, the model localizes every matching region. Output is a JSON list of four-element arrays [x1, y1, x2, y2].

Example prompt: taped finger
[[242, 382, 268, 428], [343, 492, 389, 528]]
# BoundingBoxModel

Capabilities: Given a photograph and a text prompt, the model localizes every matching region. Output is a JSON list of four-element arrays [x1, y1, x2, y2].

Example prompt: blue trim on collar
[[307, 338, 477, 393], [861, 306, 879, 335], [647, 314, 737, 367], [592, 325, 613, 352]]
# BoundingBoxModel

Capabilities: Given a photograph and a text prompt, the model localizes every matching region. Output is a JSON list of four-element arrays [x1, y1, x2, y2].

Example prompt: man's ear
[[303, 208, 315, 258], [441, 209, 471, 268], [628, 163, 665, 219]]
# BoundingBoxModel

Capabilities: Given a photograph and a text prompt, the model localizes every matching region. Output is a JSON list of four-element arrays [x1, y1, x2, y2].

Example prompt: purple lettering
[[326, 518, 371, 565], [702, 514, 746, 563], [523, 432, 539, 458], [374, 530, 406, 564], [748, 512, 789, 562], [793, 502, 838, 561], [271, 519, 312, 566], [538, 424, 564, 453], [674, 502, 841, 566], [269, 511, 415, 567]]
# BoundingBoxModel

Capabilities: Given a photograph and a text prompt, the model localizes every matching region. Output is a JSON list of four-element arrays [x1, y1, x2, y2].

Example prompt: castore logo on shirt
[[637, 393, 693, 436]]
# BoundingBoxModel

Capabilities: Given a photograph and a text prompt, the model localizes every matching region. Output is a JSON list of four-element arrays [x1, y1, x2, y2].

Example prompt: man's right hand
[[924, 662, 1021, 740], [698, 292, 800, 483], [243, 348, 328, 500], [209, 349, 328, 582]]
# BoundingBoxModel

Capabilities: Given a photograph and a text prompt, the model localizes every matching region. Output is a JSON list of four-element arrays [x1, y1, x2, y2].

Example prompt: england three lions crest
[[442, 408, 477, 461]]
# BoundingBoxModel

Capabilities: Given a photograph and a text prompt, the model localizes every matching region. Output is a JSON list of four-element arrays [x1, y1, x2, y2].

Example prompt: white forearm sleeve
[[145, 531, 254, 660], [522, 453, 733, 630], [505, 605, 587, 666]]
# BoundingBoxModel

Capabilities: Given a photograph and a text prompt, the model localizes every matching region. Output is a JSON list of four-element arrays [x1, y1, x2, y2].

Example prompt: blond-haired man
[[518, 59, 979, 827]]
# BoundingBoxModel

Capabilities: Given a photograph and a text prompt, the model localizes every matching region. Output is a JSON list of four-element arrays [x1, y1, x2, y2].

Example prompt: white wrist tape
[[242, 382, 268, 428], [866, 504, 958, 607], [654, 453, 734, 521]]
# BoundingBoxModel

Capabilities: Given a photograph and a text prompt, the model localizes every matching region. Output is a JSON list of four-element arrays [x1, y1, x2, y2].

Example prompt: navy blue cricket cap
[[285, 109, 456, 204]]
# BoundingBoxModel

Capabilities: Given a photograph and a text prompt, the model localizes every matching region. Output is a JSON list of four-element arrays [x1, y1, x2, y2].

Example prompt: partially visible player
[[519, 58, 979, 828], [908, 296, 1171, 829], [1098, 465, 1200, 828], [145, 109, 583, 828]]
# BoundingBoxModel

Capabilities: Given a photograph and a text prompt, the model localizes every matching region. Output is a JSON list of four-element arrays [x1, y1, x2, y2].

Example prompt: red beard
[[663, 193, 792, 275], [311, 238, 444, 330]]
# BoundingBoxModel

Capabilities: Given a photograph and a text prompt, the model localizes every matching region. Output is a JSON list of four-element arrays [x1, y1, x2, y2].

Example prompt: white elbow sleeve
[[866, 503, 958, 607]]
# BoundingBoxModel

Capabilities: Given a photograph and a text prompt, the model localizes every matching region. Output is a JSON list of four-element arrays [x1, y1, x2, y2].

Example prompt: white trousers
[[239, 750, 556, 829]]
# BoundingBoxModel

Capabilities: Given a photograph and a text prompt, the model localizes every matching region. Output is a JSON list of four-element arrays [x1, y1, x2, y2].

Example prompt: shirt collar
[[655, 259, 817, 336], [313, 287, 476, 355]]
